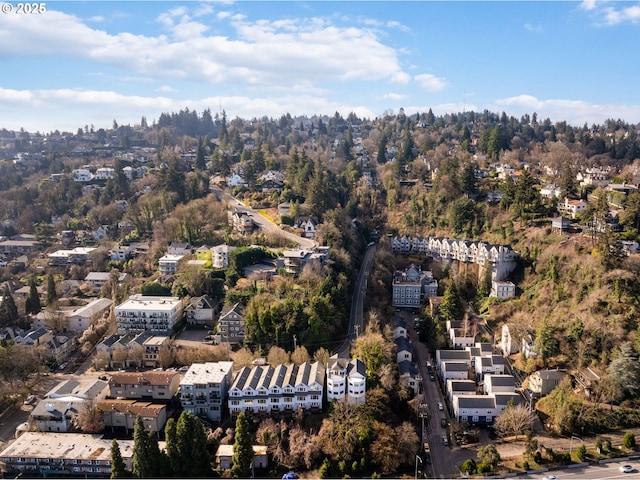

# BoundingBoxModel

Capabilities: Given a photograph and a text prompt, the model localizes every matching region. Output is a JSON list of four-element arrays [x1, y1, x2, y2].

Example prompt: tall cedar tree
[[439, 282, 464, 321], [0, 286, 18, 328], [46, 273, 57, 306], [231, 413, 254, 478], [25, 276, 41, 315], [131, 416, 152, 478], [110, 439, 129, 479], [167, 411, 212, 477]]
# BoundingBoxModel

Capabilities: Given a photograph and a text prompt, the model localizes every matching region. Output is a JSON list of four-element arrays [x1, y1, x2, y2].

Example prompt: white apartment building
[[115, 295, 183, 336], [228, 361, 325, 417], [72, 168, 92, 182], [392, 264, 438, 309], [179, 361, 234, 422]]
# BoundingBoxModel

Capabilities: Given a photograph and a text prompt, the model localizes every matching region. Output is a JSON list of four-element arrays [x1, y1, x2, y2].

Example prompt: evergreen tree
[[439, 282, 464, 322], [131, 416, 151, 478], [169, 411, 212, 477], [231, 413, 254, 478], [25, 276, 41, 315], [46, 273, 58, 306], [195, 137, 207, 170], [110, 439, 129, 479], [0, 286, 18, 328]]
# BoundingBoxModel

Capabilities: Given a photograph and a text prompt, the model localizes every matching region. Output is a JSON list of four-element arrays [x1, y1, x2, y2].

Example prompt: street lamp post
[[569, 435, 583, 458], [415, 454, 423, 480]]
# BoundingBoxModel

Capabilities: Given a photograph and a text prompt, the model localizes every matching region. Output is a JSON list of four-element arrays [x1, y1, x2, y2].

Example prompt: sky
[[1, 0, 640, 133]]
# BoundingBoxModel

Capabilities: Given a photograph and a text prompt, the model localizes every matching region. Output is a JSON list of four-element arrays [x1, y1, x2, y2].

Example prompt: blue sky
[[1, 0, 640, 133]]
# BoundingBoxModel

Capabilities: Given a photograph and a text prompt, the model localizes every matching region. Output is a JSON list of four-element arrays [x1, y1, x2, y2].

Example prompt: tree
[[439, 282, 464, 322], [623, 432, 636, 450], [72, 400, 105, 433], [477, 444, 501, 471], [167, 411, 212, 477], [534, 319, 557, 367], [46, 273, 58, 306], [231, 413, 254, 478], [110, 439, 129, 479], [493, 404, 536, 439], [25, 276, 41, 315], [132, 416, 152, 478], [0, 286, 19, 327], [267, 346, 289, 365], [460, 459, 477, 475], [290, 345, 310, 365], [608, 343, 640, 400]]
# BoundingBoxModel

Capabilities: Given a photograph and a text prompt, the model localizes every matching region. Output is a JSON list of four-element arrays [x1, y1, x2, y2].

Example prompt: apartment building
[[179, 361, 234, 422], [115, 295, 183, 336]]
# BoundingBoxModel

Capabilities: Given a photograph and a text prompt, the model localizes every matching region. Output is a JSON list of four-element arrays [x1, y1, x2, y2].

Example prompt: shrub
[[522, 460, 530, 471], [623, 432, 636, 450], [605, 439, 612, 451], [576, 444, 587, 462], [460, 459, 477, 474]]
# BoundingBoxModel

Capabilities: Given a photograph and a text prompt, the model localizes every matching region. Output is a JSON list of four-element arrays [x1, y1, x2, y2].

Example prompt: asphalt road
[[519, 461, 639, 479], [210, 185, 315, 249], [336, 243, 376, 356]]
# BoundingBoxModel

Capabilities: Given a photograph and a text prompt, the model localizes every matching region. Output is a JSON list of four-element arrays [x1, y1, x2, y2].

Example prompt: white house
[[158, 254, 184, 274], [179, 361, 234, 422], [95, 167, 115, 180], [483, 374, 516, 395], [211, 244, 236, 268], [64, 298, 113, 332], [441, 361, 470, 381], [326, 354, 366, 405], [529, 369, 566, 396], [490, 281, 516, 300], [215, 303, 245, 345], [395, 336, 412, 363], [446, 379, 477, 405], [72, 169, 92, 182], [557, 197, 587, 219]]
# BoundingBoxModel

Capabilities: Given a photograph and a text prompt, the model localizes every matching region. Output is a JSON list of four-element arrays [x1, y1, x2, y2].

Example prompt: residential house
[[326, 354, 366, 405], [529, 369, 566, 396], [193, 245, 212, 266], [398, 360, 420, 396], [72, 168, 92, 182], [211, 244, 236, 268], [167, 242, 191, 256], [435, 350, 471, 374], [483, 374, 516, 395], [551, 216, 572, 234], [92, 225, 110, 241], [108, 370, 181, 402], [48, 247, 97, 266], [179, 361, 234, 422], [215, 445, 268, 471], [227, 172, 248, 187], [490, 281, 516, 300], [98, 400, 167, 433], [158, 254, 185, 274], [109, 244, 134, 261], [294, 216, 319, 238], [540, 184, 562, 199], [395, 336, 413, 363], [30, 379, 109, 433], [228, 361, 325, 417], [0, 432, 139, 477], [282, 246, 330, 274], [141, 335, 171, 368], [392, 264, 438, 309], [452, 395, 497, 425], [63, 298, 113, 333], [441, 361, 470, 382], [185, 295, 217, 326], [392, 316, 408, 339], [230, 210, 254, 234], [215, 303, 245, 345], [96, 332, 167, 369], [445, 379, 477, 406], [83, 272, 131, 291], [557, 197, 587, 219], [115, 295, 183, 336], [95, 167, 115, 180]]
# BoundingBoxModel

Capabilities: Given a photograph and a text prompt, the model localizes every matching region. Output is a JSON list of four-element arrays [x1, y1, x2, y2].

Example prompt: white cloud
[[494, 94, 640, 126], [579, 0, 598, 12], [0, 5, 409, 91], [414, 73, 449, 92], [524, 23, 543, 33], [379, 93, 408, 101], [601, 5, 640, 25]]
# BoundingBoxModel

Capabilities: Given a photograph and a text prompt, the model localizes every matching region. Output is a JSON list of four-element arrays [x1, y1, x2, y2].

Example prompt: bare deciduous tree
[[267, 346, 289, 366], [72, 400, 105, 433], [494, 404, 536, 439]]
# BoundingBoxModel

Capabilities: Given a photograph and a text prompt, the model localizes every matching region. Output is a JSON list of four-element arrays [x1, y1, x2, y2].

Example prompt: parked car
[[58, 362, 68, 371], [429, 374, 435, 381], [442, 436, 449, 446], [438, 402, 444, 411], [441, 418, 447, 428], [23, 394, 36, 405], [619, 465, 635, 473]]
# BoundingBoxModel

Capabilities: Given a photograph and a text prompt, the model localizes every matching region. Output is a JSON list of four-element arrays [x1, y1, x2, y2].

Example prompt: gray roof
[[456, 395, 496, 409], [442, 362, 469, 372], [485, 375, 515, 387]]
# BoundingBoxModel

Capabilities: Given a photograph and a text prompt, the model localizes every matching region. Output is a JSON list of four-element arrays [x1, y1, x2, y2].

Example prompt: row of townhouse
[[96, 331, 171, 369], [228, 361, 325, 417], [435, 345, 520, 425], [391, 236, 517, 281]]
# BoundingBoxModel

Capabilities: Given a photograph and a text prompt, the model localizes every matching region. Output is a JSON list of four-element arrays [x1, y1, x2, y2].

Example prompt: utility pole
[[293, 334, 297, 351]]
